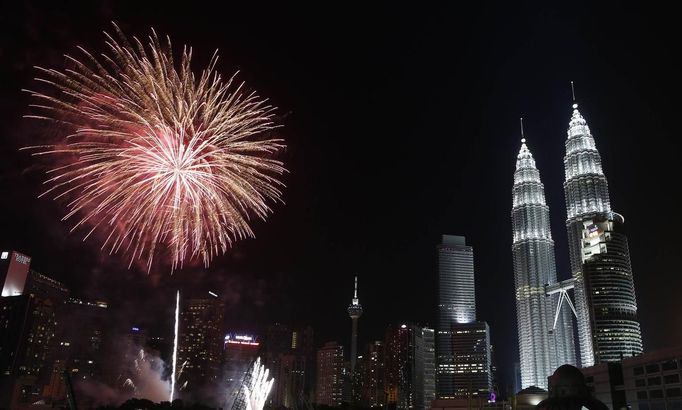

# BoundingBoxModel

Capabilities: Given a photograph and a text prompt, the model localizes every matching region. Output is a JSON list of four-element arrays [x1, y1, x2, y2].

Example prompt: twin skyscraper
[[511, 98, 643, 389]]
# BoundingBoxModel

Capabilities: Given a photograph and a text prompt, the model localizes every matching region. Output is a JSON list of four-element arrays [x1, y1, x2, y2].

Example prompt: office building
[[563, 102, 643, 366], [512, 137, 576, 389], [177, 294, 225, 390], [436, 236, 492, 398]]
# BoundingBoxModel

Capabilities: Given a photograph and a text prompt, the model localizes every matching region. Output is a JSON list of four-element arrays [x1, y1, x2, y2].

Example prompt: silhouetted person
[[535, 365, 609, 410]]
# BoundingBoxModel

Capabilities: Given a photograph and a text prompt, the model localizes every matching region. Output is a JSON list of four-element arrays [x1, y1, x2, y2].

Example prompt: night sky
[[2, 1, 681, 390]]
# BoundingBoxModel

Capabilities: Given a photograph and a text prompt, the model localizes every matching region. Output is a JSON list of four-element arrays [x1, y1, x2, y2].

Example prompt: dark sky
[[2, 1, 681, 390]]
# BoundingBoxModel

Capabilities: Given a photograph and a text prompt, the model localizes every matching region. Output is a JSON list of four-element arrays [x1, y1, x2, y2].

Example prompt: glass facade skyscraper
[[437, 236, 475, 326], [511, 138, 576, 389], [563, 103, 643, 366], [436, 235, 491, 398]]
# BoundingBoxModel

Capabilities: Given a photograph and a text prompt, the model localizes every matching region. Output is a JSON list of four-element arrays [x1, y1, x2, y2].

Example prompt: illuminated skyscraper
[[436, 236, 491, 398], [563, 101, 643, 366], [359, 341, 385, 407], [415, 327, 436, 410], [347, 276, 363, 375], [384, 324, 435, 410], [0, 259, 68, 409], [511, 135, 576, 389], [177, 294, 224, 390], [449, 322, 492, 397], [316, 342, 344, 407], [436, 235, 472, 397], [437, 236, 475, 325]]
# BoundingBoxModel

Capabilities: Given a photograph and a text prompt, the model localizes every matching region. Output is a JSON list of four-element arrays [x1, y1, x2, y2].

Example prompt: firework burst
[[24, 24, 286, 272], [242, 358, 274, 410]]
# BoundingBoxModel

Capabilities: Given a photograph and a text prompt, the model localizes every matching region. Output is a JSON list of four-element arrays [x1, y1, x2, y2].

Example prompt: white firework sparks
[[170, 290, 180, 402], [242, 358, 274, 410]]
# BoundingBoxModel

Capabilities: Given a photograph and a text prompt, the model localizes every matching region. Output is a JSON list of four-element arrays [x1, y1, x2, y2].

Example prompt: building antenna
[[520, 117, 525, 143], [571, 81, 579, 109]]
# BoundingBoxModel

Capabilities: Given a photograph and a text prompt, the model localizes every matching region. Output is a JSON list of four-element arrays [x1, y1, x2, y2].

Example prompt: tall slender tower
[[511, 131, 575, 390], [563, 101, 643, 366], [347, 276, 363, 374], [436, 235, 491, 398]]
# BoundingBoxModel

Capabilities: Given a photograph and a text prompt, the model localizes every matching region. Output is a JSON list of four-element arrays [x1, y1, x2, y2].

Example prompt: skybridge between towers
[[545, 278, 578, 330]]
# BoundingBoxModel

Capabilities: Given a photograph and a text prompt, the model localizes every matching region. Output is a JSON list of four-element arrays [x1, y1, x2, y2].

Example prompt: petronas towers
[[512, 134, 576, 389], [511, 98, 643, 389]]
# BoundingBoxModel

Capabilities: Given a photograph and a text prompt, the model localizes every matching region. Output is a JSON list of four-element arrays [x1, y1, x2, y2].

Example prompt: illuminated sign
[[1, 251, 8, 259], [235, 335, 253, 341], [132, 327, 140, 332], [224, 333, 259, 346]]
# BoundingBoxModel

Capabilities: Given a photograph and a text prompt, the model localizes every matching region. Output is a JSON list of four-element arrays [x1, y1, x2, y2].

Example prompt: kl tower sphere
[[347, 276, 363, 374]]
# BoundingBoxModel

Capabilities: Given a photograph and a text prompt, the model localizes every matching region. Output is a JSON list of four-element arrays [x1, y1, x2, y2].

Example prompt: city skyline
[[2, 1, 682, 403]]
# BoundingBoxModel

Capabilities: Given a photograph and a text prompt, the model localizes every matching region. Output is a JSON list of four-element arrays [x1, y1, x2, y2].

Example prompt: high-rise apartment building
[[385, 325, 414, 409], [316, 341, 344, 407], [359, 341, 386, 408], [415, 327, 436, 410], [384, 324, 436, 410]]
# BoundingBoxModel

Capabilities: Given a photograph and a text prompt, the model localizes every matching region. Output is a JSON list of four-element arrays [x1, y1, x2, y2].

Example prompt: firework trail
[[241, 358, 274, 410], [177, 360, 188, 382], [24, 23, 286, 271], [170, 291, 179, 402]]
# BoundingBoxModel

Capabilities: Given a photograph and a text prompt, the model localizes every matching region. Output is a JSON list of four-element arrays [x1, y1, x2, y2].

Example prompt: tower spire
[[353, 275, 358, 300], [571, 81, 576, 103], [520, 117, 525, 143]]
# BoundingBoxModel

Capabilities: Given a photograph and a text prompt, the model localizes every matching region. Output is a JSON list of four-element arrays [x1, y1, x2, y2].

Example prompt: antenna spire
[[353, 275, 358, 299], [520, 117, 525, 143], [571, 81, 579, 109]]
